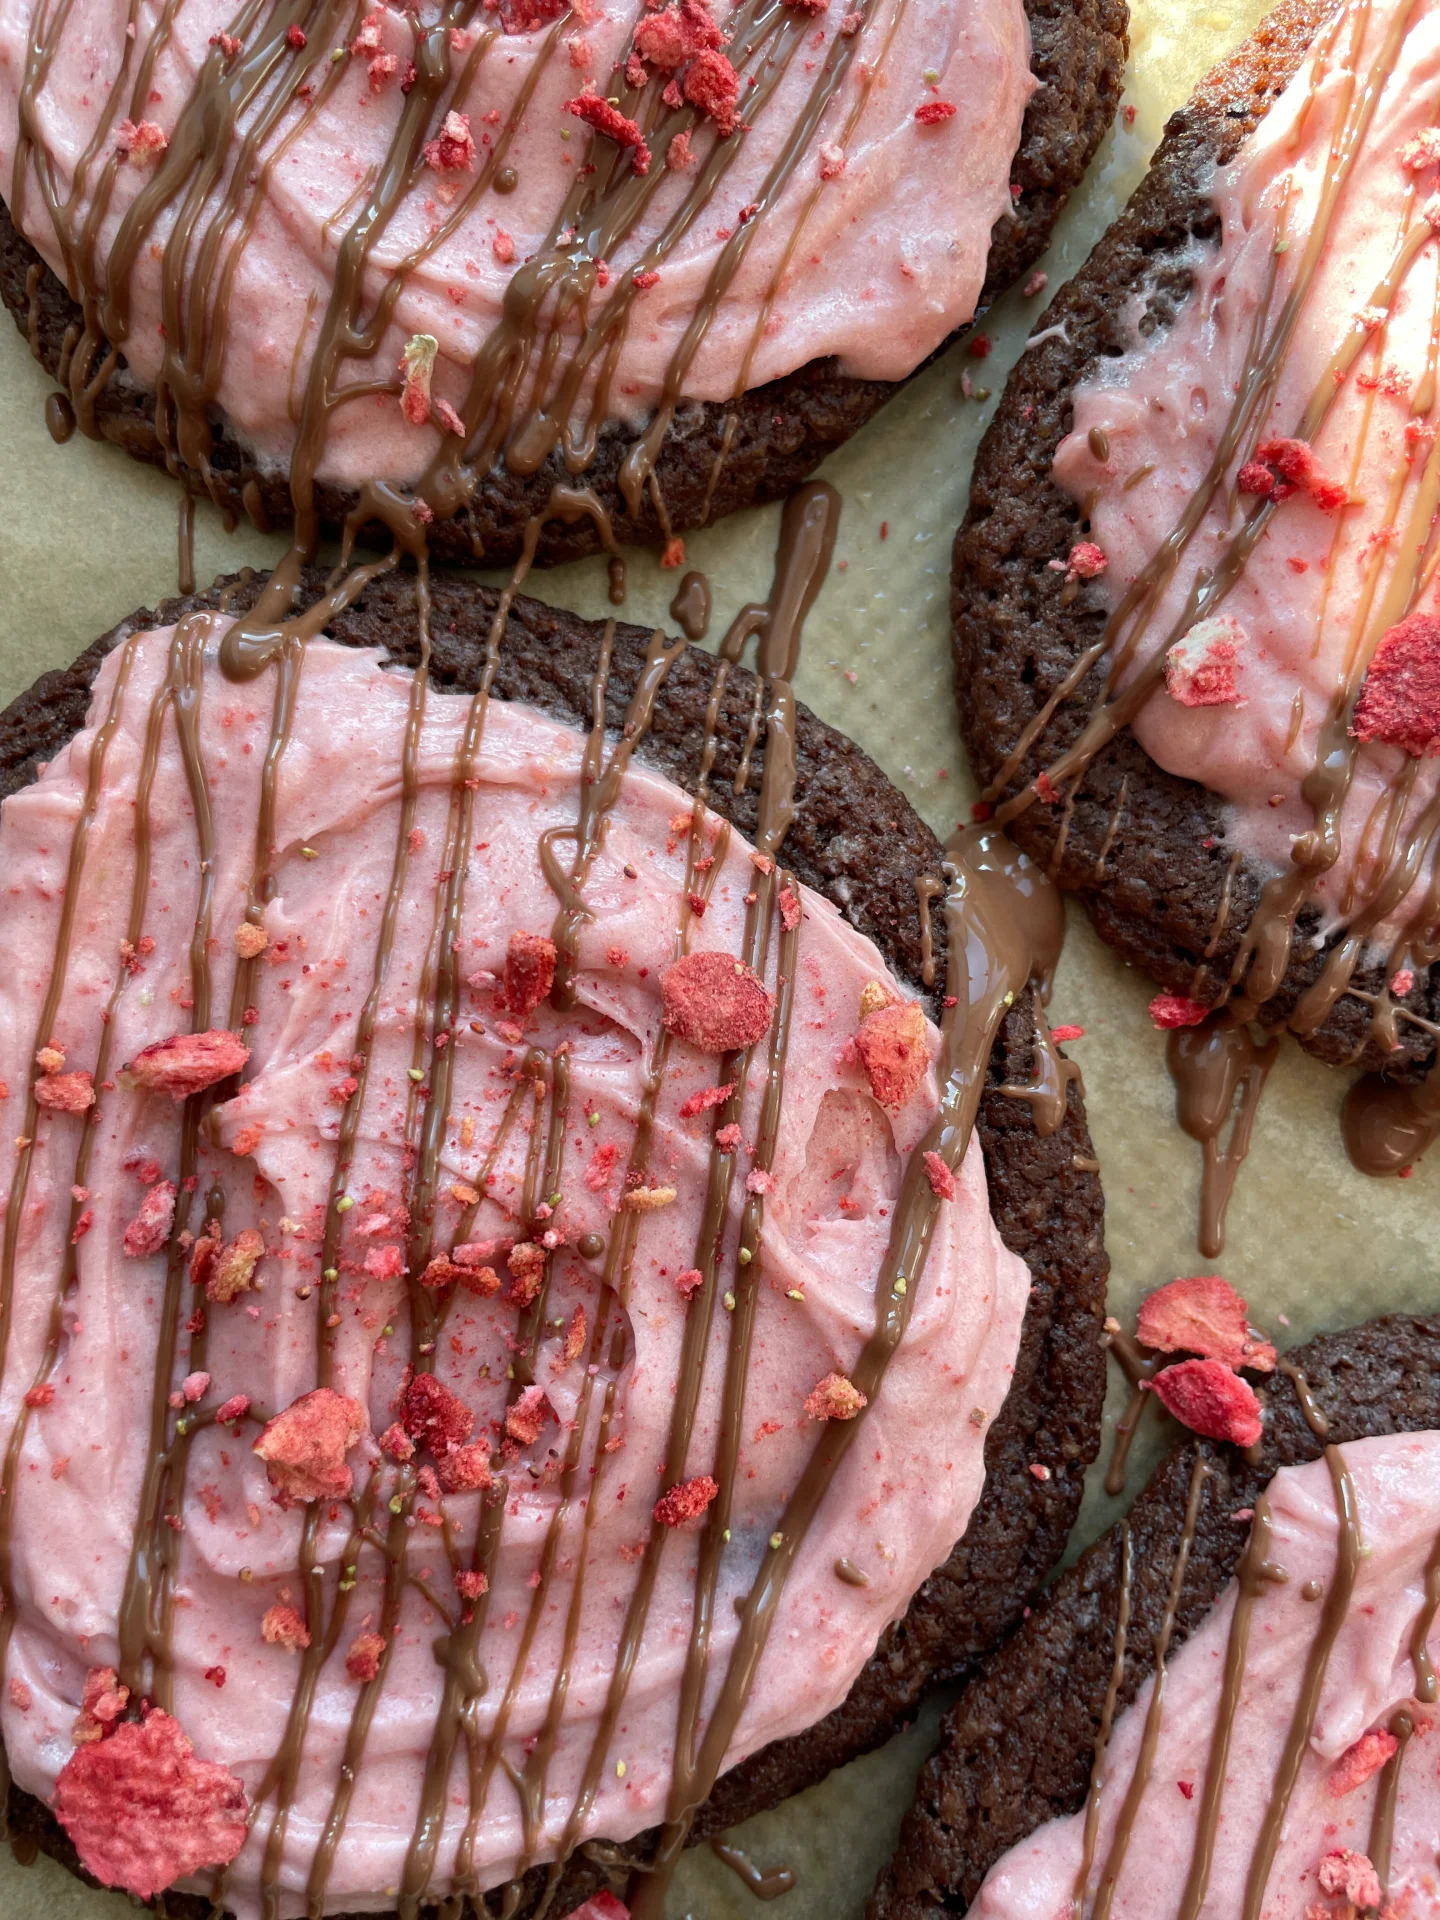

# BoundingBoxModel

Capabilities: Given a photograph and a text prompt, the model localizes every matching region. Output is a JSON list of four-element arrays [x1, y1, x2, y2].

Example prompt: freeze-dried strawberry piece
[[116, 118, 168, 161], [128, 1029, 248, 1101], [803, 1372, 867, 1420], [1150, 1357, 1262, 1447], [922, 1151, 955, 1200], [234, 920, 267, 959], [215, 1394, 250, 1425], [634, 0, 723, 70], [399, 332, 437, 426], [379, 1422, 415, 1462], [678, 1081, 734, 1118], [345, 1632, 386, 1682], [1148, 994, 1210, 1030], [661, 950, 775, 1052], [1236, 461, 1274, 495], [363, 1243, 404, 1282], [207, 1228, 264, 1304], [1245, 436, 1347, 512], [52, 1708, 248, 1899], [779, 885, 801, 931], [1327, 1728, 1398, 1796], [253, 1389, 365, 1507], [620, 1184, 676, 1212], [856, 1001, 929, 1109], [507, 1240, 547, 1307], [423, 109, 475, 171], [123, 1181, 177, 1259], [421, 1250, 499, 1295], [35, 1044, 65, 1074], [456, 1569, 489, 1601], [1064, 540, 1107, 581], [682, 48, 739, 134], [914, 100, 956, 124], [504, 930, 557, 1014], [506, 1383, 555, 1446], [261, 1604, 310, 1652], [675, 1267, 703, 1298], [73, 1667, 130, 1743], [566, 92, 651, 173], [492, 0, 566, 30], [1351, 612, 1440, 756], [1136, 1275, 1276, 1372], [1317, 1849, 1382, 1909], [559, 1893, 630, 1920], [399, 1373, 475, 1455], [1401, 127, 1440, 170], [653, 1473, 718, 1526], [585, 1140, 621, 1191], [34, 1069, 95, 1112], [1166, 616, 1246, 707], [436, 1441, 493, 1493]]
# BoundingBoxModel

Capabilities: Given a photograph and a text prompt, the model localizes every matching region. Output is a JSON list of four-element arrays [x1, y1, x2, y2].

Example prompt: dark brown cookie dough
[[871, 1311, 1440, 1919], [0, 0, 1127, 574], [0, 564, 1108, 1917], [949, 0, 1440, 1076]]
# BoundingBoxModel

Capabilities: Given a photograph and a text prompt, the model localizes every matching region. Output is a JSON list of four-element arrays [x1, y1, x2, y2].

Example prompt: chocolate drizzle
[[710, 1838, 797, 1899], [1165, 1016, 1278, 1257]]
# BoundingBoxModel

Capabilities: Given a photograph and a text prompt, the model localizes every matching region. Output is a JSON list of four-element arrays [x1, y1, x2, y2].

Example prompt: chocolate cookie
[[0, 564, 1107, 1917], [872, 1311, 1440, 1918], [950, 0, 1440, 1081], [0, 0, 1127, 573]]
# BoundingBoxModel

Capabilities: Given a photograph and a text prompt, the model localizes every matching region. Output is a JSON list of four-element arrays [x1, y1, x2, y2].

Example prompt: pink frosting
[[0, 0, 1033, 489], [975, 1432, 1440, 1920], [0, 625, 1030, 1916], [1052, 0, 1440, 935]]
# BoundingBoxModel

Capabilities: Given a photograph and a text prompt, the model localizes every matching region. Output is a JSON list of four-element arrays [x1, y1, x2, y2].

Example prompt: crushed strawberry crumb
[[345, 1632, 387, 1682], [1350, 612, 1440, 756], [34, 1069, 95, 1112], [922, 1151, 955, 1200], [399, 1372, 475, 1454], [253, 1389, 365, 1507], [123, 1180, 177, 1259], [1316, 1849, 1382, 1910], [504, 930, 557, 1014], [566, 92, 651, 173], [423, 110, 476, 172], [653, 1473, 718, 1526], [116, 118, 168, 162], [261, 1603, 310, 1652], [1327, 1727, 1399, 1796], [661, 950, 775, 1053], [804, 1372, 867, 1420], [914, 100, 957, 124], [506, 1383, 555, 1446], [1148, 993, 1211, 1030], [855, 1000, 928, 1109]]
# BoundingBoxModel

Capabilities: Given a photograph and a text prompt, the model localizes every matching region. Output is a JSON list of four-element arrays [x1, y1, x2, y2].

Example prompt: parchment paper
[[2, 0, 1436, 1909]]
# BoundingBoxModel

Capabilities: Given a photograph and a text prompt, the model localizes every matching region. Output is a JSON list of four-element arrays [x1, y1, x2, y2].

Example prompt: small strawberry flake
[[1137, 1275, 1276, 1372], [345, 1632, 386, 1682], [1150, 1357, 1262, 1447], [679, 1081, 735, 1118], [363, 1243, 404, 1283], [506, 1384, 554, 1446], [253, 1389, 365, 1507], [34, 1069, 95, 1112], [23, 1382, 54, 1408], [653, 1473, 718, 1525], [566, 92, 651, 172], [127, 1029, 248, 1100], [558, 1893, 630, 1920], [819, 141, 846, 179], [116, 118, 168, 161], [379, 1422, 415, 1462], [261, 1603, 310, 1652], [1316, 1849, 1382, 1909], [1064, 540, 1107, 582], [207, 1228, 264, 1303], [286, 22, 306, 46], [922, 1151, 955, 1200], [716, 1122, 741, 1150], [745, 1168, 776, 1195], [968, 333, 992, 359], [804, 1372, 867, 1420], [438, 1441, 493, 1493], [234, 920, 268, 958], [399, 333, 437, 426], [1241, 436, 1346, 512], [52, 1708, 248, 1899], [1351, 612, 1440, 755], [507, 1240, 546, 1306], [634, 0, 723, 69], [9, 1679, 30, 1710], [1327, 1728, 1398, 1796], [1391, 967, 1417, 996], [1148, 993, 1210, 1030], [674, 1267, 704, 1299], [73, 1668, 129, 1744], [681, 48, 739, 133], [1166, 615, 1246, 708], [620, 1184, 677, 1212], [35, 1045, 64, 1074], [778, 886, 801, 931], [1176, 1779, 1195, 1800], [215, 1394, 250, 1425], [504, 930, 557, 1013], [400, 1373, 474, 1453], [914, 99, 956, 124], [661, 950, 775, 1052], [585, 1140, 621, 1191], [561, 1303, 588, 1366], [1029, 1462, 1051, 1481], [856, 1000, 928, 1109], [456, 1569, 488, 1601], [1050, 1024, 1085, 1042], [123, 1180, 177, 1258], [181, 1371, 209, 1404], [1022, 269, 1048, 297], [423, 110, 475, 172]]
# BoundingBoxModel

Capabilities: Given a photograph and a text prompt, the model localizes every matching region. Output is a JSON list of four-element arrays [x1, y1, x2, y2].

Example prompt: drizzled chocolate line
[[1166, 1017, 1278, 1259]]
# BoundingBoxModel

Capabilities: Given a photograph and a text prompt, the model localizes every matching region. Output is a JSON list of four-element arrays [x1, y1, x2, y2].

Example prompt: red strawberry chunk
[[560, 1893, 631, 1920], [922, 1151, 956, 1200], [1351, 612, 1440, 755], [682, 48, 739, 134], [566, 92, 652, 173], [506, 1383, 554, 1446], [1327, 1728, 1399, 1796], [422, 109, 475, 172], [122, 1180, 177, 1258], [261, 1604, 310, 1652], [914, 100, 957, 124], [803, 1372, 867, 1420], [679, 1081, 735, 1118], [345, 1632, 386, 1682], [855, 1000, 929, 1109], [74, 1667, 129, 1742], [399, 1372, 474, 1454], [633, 0, 722, 69], [1136, 1275, 1277, 1372], [1148, 993, 1211, 1030], [128, 1029, 248, 1100], [436, 1441, 493, 1493], [253, 1388, 365, 1507], [661, 950, 775, 1052], [1317, 1849, 1382, 1909], [504, 930, 557, 1014], [34, 1069, 95, 1112], [207, 1228, 264, 1303], [1150, 1357, 1262, 1447], [653, 1473, 718, 1526], [52, 1709, 248, 1900]]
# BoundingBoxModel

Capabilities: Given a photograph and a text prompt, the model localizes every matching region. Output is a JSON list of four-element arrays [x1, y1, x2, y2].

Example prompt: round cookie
[[0, 565, 1107, 1918], [953, 0, 1440, 1083], [0, 0, 1127, 572], [873, 1312, 1440, 1919]]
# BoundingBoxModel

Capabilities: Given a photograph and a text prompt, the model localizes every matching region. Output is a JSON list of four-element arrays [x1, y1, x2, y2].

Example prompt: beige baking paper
[[1, 0, 1437, 1909]]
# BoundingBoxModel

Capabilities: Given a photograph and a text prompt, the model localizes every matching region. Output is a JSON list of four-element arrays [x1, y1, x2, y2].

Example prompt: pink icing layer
[[1052, 0, 1440, 937], [0, 0, 1033, 489], [976, 1431, 1440, 1920], [0, 625, 1030, 1917]]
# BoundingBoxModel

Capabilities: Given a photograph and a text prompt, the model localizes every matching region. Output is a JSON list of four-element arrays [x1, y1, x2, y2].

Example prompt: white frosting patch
[[0, 0, 1033, 488], [0, 625, 1030, 1917], [975, 1432, 1440, 1920], [1051, 0, 1440, 938]]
